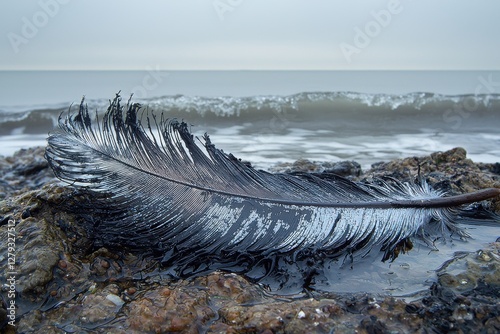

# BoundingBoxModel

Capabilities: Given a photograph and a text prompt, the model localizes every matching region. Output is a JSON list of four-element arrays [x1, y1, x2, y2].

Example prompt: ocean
[[1, 70, 499, 295], [1, 70, 499, 170]]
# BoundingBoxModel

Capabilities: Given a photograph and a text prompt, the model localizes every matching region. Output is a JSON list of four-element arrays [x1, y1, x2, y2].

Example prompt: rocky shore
[[1, 147, 499, 333]]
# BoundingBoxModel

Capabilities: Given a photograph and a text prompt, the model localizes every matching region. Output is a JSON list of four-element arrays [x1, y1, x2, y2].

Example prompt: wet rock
[[365, 147, 500, 211], [270, 158, 325, 173], [0, 294, 7, 330], [126, 285, 216, 333], [78, 284, 124, 327], [480, 162, 500, 175], [0, 147, 55, 199], [1, 146, 499, 333], [437, 243, 500, 296], [1, 202, 65, 296], [324, 160, 362, 177], [270, 159, 362, 177]]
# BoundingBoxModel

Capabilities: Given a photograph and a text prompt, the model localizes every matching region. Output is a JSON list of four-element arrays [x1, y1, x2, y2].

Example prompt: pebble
[[169, 316, 190, 331], [21, 208, 31, 219], [477, 250, 492, 262], [58, 260, 67, 269], [106, 294, 125, 307]]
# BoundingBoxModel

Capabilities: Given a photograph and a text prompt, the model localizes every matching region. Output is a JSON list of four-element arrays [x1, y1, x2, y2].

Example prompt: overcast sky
[[1, 0, 499, 70]]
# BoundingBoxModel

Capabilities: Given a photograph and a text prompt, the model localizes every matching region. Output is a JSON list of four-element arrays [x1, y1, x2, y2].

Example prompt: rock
[[270, 158, 362, 177], [437, 244, 500, 296], [0, 147, 55, 200], [0, 194, 65, 297], [126, 285, 216, 333], [324, 160, 362, 177], [365, 147, 500, 211], [0, 146, 499, 333]]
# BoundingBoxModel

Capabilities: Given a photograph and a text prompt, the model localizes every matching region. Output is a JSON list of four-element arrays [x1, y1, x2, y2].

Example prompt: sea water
[[1, 70, 499, 169]]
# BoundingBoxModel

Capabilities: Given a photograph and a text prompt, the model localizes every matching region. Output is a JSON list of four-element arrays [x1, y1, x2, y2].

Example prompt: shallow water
[[316, 224, 499, 298]]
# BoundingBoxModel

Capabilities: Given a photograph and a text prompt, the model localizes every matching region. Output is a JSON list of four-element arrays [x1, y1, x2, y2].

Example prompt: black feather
[[45, 94, 500, 284]]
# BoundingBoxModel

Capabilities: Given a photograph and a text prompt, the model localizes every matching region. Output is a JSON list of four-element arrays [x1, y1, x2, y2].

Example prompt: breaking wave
[[1, 91, 499, 136]]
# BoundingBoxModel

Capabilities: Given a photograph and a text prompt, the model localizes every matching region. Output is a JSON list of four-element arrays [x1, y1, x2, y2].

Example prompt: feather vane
[[45, 94, 500, 281]]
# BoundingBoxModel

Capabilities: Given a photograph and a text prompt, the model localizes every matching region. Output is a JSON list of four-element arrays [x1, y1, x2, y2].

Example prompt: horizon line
[[1, 68, 499, 72]]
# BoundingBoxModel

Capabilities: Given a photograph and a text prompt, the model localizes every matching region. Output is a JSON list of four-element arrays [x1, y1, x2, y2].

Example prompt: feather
[[45, 94, 500, 282]]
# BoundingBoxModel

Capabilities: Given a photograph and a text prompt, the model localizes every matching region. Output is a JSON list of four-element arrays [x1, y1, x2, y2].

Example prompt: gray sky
[[1, 0, 499, 70]]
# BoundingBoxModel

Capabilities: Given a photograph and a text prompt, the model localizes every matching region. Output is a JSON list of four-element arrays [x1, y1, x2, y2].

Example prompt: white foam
[[0, 135, 47, 156]]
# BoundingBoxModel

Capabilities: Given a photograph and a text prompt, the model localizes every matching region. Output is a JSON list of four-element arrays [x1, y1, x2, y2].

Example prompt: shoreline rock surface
[[1, 147, 499, 333]]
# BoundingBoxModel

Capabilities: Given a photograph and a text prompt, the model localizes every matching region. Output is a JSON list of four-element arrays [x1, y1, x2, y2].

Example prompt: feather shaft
[[45, 94, 500, 283]]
